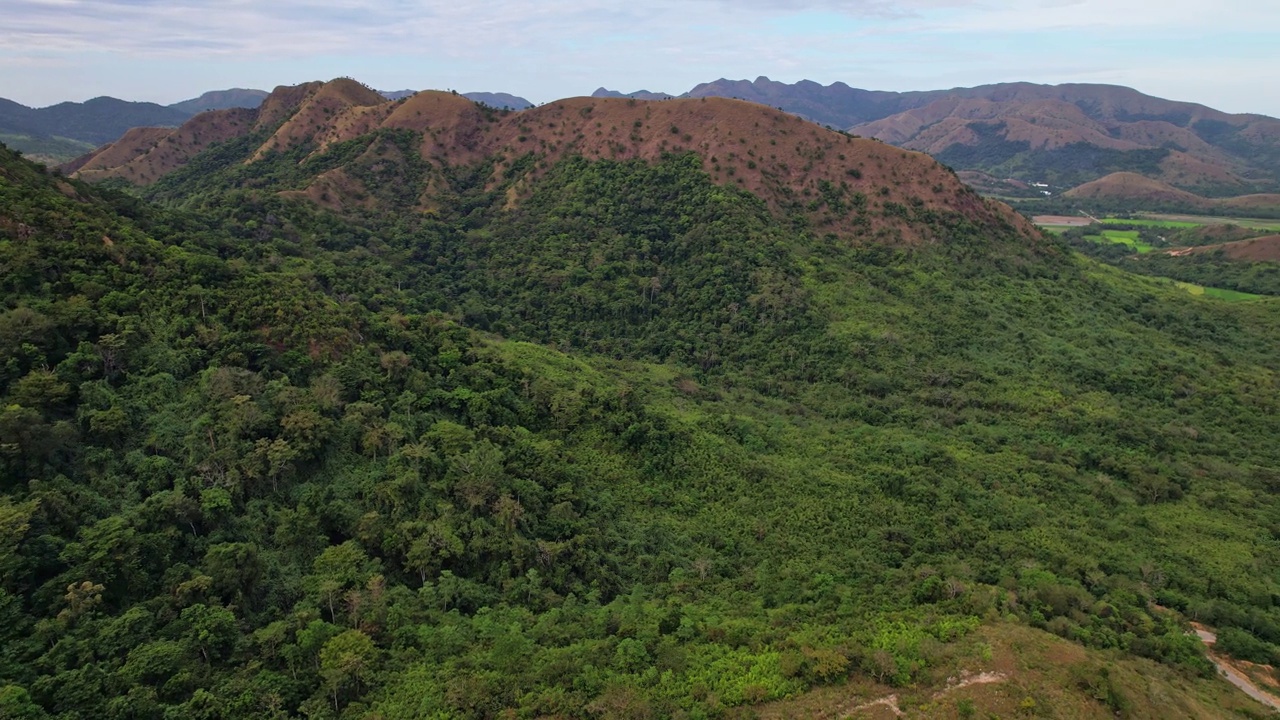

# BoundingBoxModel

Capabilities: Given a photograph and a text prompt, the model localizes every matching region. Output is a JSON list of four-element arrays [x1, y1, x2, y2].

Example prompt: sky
[[2, 0, 1278, 116]]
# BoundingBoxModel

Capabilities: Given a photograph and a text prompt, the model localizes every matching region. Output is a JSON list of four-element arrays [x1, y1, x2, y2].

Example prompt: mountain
[[0, 95, 191, 166], [592, 87, 676, 101], [1064, 172, 1214, 208], [665, 78, 1280, 196], [378, 89, 417, 101], [461, 92, 533, 110], [168, 88, 269, 114], [23, 78, 1280, 198], [1047, 172, 1280, 216], [849, 85, 1280, 194], [379, 91, 533, 109], [10, 76, 1280, 717], [68, 78, 1037, 245], [685, 76, 931, 127], [0, 88, 267, 163], [7, 96, 191, 146]]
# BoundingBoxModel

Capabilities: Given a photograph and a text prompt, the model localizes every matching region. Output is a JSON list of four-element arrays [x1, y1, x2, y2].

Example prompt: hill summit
[[68, 77, 1038, 246]]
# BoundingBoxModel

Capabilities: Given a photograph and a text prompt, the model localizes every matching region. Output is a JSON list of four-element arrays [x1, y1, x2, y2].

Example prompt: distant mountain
[[168, 88, 268, 114], [671, 78, 1280, 195], [378, 90, 532, 109], [849, 84, 1280, 194], [0, 96, 190, 147], [28, 77, 1280, 198], [683, 76, 929, 128], [592, 87, 675, 101], [462, 92, 533, 110]]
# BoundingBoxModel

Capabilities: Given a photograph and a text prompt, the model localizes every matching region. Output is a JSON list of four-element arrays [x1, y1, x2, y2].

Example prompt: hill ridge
[[67, 78, 1040, 247]]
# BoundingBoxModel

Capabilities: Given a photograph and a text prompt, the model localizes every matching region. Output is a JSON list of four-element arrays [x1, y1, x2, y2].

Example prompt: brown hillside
[[1166, 235, 1280, 262], [865, 98, 1142, 154], [1219, 194, 1280, 212], [284, 91, 1038, 243], [59, 126, 173, 175], [1063, 172, 1210, 208], [1158, 151, 1250, 190], [67, 79, 1041, 246], [1186, 224, 1272, 245], [252, 79, 386, 160], [847, 86, 1279, 191], [459, 95, 1036, 244], [62, 81, 333, 181], [1061, 174, 1280, 214], [254, 81, 325, 131], [385, 92, 490, 162], [75, 108, 257, 185]]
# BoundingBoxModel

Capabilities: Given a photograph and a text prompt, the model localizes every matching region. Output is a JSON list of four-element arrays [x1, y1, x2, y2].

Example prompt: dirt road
[[1195, 626, 1280, 711]]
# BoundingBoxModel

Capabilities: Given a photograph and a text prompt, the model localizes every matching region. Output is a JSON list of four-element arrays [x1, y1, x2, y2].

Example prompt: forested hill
[[66, 78, 1039, 246], [5, 75, 1280, 719]]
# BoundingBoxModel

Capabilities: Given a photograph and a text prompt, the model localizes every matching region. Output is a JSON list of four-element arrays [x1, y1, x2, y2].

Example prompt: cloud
[[0, 0, 1276, 116], [3, 0, 1269, 58], [0, 0, 980, 57]]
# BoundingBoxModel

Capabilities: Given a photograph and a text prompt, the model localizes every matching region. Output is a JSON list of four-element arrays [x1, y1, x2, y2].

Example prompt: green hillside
[[0, 134, 96, 165], [4, 127, 1280, 720]]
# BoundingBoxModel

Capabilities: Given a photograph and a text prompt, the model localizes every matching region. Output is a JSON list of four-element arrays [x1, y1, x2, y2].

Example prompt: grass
[[1083, 229, 1156, 253], [1101, 218, 1200, 229], [1172, 281, 1263, 302], [1137, 213, 1280, 232], [757, 622, 1272, 720]]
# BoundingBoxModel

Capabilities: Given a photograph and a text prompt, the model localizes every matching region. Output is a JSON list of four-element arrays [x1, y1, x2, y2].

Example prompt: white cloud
[[0, 0, 1276, 116]]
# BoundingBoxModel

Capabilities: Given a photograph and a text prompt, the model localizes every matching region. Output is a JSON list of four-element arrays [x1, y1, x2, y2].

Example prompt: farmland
[[1123, 213, 1280, 232], [1082, 229, 1156, 253]]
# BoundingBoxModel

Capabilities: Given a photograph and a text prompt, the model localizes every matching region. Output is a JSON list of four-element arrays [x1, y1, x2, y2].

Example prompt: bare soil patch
[[1033, 215, 1092, 226], [1164, 234, 1280, 262]]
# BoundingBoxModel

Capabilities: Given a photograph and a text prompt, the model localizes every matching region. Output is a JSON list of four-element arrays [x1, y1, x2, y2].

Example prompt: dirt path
[[843, 671, 1006, 718], [1194, 625, 1280, 711]]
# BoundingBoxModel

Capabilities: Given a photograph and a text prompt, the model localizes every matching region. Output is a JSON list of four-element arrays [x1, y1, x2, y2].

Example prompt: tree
[[319, 629, 378, 710], [178, 603, 240, 664]]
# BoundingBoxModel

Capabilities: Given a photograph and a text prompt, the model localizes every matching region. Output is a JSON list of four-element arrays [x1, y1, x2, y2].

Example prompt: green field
[[1171, 280, 1263, 301], [1100, 218, 1199, 229], [1083, 229, 1156, 253], [1136, 213, 1280, 232], [0, 132, 95, 164]]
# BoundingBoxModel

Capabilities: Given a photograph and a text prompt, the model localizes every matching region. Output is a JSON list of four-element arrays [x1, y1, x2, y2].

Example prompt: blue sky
[[2, 0, 1278, 117]]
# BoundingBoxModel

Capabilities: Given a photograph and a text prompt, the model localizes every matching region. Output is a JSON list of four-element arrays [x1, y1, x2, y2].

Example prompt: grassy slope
[[762, 622, 1278, 720]]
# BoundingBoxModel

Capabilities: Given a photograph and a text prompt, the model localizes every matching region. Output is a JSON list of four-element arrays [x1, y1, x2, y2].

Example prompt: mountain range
[[64, 77, 1031, 246], [0, 87, 533, 163], [671, 78, 1280, 196], [9, 76, 1280, 206]]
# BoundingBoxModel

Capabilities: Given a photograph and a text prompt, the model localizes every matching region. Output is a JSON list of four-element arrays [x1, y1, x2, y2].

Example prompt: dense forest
[[5, 116, 1280, 719]]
